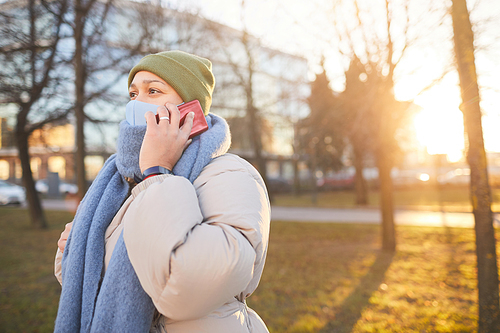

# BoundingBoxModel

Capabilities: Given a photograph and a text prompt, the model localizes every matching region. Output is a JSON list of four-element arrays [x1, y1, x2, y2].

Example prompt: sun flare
[[413, 85, 465, 163]]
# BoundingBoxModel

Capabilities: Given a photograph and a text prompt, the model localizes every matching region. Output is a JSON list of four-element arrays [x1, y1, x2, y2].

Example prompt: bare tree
[[73, 0, 89, 200], [0, 0, 70, 228], [324, 0, 419, 251], [70, 0, 133, 199], [215, 29, 269, 182], [295, 63, 345, 200], [341, 56, 378, 206], [451, 0, 499, 331], [69, 0, 202, 199], [199, 23, 274, 197], [199, 6, 310, 202]]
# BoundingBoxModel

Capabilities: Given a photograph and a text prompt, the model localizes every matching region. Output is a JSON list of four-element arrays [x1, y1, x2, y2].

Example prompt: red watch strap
[[143, 173, 161, 181]]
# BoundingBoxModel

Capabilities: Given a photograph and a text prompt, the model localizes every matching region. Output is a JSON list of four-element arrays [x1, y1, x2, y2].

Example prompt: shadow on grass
[[320, 250, 394, 333]]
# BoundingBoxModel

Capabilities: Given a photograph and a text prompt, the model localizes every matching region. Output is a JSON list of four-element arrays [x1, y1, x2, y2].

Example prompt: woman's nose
[[135, 94, 147, 103]]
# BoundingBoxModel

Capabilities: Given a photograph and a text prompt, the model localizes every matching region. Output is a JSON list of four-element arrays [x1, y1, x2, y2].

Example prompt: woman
[[54, 50, 271, 332]]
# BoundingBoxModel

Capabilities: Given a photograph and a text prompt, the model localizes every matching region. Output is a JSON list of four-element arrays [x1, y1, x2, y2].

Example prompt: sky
[[3, 0, 497, 163], [171, 0, 500, 162]]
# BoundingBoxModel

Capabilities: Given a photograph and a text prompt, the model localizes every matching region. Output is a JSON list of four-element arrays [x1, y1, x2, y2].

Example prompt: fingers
[[58, 239, 67, 253], [156, 106, 170, 125], [166, 103, 181, 127], [180, 112, 195, 137], [139, 103, 192, 173], [58, 222, 73, 253], [144, 111, 157, 128], [183, 139, 193, 151]]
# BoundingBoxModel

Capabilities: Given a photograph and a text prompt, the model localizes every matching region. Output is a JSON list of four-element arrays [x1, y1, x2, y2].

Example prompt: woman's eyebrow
[[142, 79, 167, 86]]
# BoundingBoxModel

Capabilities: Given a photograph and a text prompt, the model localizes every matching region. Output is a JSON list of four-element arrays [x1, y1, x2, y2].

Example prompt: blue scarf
[[54, 114, 231, 333]]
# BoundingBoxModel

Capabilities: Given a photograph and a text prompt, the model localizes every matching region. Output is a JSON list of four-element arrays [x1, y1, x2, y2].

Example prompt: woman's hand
[[58, 222, 73, 253], [139, 103, 194, 173]]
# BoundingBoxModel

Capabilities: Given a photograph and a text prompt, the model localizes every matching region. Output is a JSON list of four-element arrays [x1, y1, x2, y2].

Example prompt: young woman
[[54, 50, 270, 332]]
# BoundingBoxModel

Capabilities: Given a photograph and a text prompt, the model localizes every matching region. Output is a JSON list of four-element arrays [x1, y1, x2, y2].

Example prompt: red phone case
[[178, 100, 208, 139]]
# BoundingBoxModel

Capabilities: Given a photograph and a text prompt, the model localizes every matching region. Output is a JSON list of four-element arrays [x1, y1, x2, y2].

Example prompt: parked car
[[438, 168, 470, 185], [392, 172, 431, 187], [0, 180, 26, 205], [267, 177, 293, 193], [35, 179, 78, 194], [316, 174, 355, 191]]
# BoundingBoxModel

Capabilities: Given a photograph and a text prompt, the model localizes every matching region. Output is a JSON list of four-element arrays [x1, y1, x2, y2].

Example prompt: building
[[0, 0, 310, 184]]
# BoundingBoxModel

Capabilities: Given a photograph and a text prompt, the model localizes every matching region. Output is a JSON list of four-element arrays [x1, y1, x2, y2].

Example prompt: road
[[39, 199, 500, 228]]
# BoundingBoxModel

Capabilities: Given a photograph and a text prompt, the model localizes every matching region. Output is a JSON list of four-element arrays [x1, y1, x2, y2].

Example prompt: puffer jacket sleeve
[[123, 154, 270, 321]]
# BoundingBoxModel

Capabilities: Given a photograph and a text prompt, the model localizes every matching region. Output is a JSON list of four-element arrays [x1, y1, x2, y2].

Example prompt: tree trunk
[[247, 103, 271, 200], [16, 109, 46, 229], [377, 153, 396, 252], [309, 148, 317, 205], [248, 105, 266, 178], [353, 146, 368, 205], [244, 39, 270, 200], [292, 156, 301, 196], [451, 1, 500, 331], [74, 0, 87, 200], [16, 0, 47, 229], [376, 87, 397, 252]]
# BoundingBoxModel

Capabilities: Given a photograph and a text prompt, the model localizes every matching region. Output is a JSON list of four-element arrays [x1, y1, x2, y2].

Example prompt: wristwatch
[[134, 166, 172, 183]]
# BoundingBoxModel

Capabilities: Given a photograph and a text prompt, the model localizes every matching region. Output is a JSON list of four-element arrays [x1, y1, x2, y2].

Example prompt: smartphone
[[125, 99, 208, 139]]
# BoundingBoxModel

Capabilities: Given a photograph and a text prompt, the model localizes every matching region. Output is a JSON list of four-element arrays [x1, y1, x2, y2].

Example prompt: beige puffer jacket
[[55, 153, 270, 332]]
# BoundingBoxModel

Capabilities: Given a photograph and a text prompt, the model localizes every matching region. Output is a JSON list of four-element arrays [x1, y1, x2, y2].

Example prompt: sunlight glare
[[419, 173, 430, 182], [413, 85, 465, 162]]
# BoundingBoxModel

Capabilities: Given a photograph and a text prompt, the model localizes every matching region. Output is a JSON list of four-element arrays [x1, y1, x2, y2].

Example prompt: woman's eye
[[129, 92, 137, 99], [149, 88, 161, 94]]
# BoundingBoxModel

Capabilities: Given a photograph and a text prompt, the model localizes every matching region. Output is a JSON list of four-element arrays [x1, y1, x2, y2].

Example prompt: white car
[[0, 180, 26, 205], [35, 179, 78, 194], [438, 168, 471, 185]]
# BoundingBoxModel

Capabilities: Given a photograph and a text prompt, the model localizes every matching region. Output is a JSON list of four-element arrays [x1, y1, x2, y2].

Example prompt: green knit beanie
[[128, 50, 215, 115]]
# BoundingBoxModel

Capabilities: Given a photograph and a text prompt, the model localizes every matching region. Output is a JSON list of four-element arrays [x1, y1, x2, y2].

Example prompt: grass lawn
[[0, 208, 73, 333], [0, 207, 494, 332], [273, 186, 500, 212], [249, 221, 489, 333]]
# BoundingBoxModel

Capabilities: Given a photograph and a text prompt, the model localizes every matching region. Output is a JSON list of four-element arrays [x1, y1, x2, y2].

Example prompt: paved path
[[41, 198, 79, 212], [40, 199, 500, 228], [271, 206, 500, 228]]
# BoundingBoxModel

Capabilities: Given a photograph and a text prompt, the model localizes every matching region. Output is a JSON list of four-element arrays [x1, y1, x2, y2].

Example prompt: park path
[[271, 206, 500, 228], [40, 199, 499, 228]]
